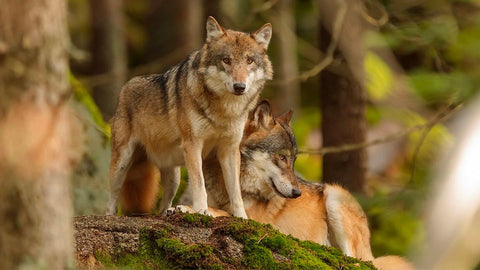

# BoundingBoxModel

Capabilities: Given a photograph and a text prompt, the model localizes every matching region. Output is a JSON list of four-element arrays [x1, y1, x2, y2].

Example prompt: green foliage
[[292, 108, 322, 180], [365, 51, 394, 101], [292, 108, 321, 147], [402, 112, 453, 166], [366, 106, 383, 125], [295, 154, 322, 181], [359, 191, 425, 257], [382, 15, 458, 52], [408, 70, 477, 106], [446, 22, 480, 64]]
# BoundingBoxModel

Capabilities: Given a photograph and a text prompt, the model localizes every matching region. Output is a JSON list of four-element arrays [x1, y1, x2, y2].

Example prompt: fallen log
[[74, 214, 375, 269]]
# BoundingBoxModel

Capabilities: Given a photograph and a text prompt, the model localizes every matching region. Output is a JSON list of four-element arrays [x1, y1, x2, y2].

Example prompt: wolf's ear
[[277, 110, 293, 124], [250, 100, 274, 129], [252, 23, 272, 50], [206, 16, 225, 42]]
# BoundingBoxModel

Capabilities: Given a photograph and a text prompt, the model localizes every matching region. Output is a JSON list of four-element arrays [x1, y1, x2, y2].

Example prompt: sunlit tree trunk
[[89, 0, 127, 120], [318, 0, 368, 193], [0, 0, 81, 268]]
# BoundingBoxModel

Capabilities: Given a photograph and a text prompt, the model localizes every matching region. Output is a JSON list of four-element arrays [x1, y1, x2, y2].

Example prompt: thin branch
[[299, 103, 463, 156], [257, 233, 269, 244], [78, 45, 191, 88], [360, 0, 389, 27], [253, 0, 280, 13], [408, 121, 434, 185]]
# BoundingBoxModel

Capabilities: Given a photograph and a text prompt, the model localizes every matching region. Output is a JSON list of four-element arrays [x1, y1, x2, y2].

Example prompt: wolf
[[105, 16, 273, 218], [177, 101, 414, 270]]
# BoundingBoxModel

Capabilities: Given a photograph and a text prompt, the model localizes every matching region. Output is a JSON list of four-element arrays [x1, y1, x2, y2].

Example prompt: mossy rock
[[92, 214, 376, 270]]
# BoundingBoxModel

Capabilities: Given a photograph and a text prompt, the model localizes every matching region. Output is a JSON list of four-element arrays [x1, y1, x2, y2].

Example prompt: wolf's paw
[[233, 210, 248, 219], [166, 205, 196, 215], [166, 205, 214, 217], [196, 208, 214, 217]]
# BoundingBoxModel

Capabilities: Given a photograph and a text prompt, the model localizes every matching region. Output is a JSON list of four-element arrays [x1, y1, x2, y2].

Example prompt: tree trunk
[[89, 0, 127, 120], [275, 0, 300, 112], [318, 0, 368, 193], [175, 0, 204, 54], [0, 0, 81, 268]]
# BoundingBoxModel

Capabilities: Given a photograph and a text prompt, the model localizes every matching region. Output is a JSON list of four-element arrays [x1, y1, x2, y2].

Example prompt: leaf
[[364, 51, 394, 101]]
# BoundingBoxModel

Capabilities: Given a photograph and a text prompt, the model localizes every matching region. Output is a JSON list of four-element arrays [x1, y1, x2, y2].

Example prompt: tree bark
[[0, 0, 81, 268], [275, 0, 300, 112], [175, 0, 204, 54], [89, 0, 127, 120], [318, 0, 368, 193]]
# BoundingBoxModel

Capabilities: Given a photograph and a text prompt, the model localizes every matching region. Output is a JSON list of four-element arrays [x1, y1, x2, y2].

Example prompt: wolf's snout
[[292, 188, 301, 198], [233, 83, 246, 95]]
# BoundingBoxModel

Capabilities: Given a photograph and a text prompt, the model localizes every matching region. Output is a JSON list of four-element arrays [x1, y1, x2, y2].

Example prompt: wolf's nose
[[292, 188, 302, 198], [233, 83, 246, 94]]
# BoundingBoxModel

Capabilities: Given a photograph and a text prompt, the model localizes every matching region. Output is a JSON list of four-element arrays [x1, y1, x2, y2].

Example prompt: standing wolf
[[105, 16, 273, 218]]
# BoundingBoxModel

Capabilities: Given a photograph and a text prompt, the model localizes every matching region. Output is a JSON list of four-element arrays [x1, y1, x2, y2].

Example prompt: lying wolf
[[177, 100, 414, 270]]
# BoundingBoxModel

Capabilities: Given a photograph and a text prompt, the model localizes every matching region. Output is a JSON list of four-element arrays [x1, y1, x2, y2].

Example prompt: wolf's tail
[[324, 184, 415, 269], [324, 184, 375, 261], [119, 148, 159, 215]]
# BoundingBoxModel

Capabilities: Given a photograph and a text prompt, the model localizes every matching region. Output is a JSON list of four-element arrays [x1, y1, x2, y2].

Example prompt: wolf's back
[[114, 52, 199, 121]]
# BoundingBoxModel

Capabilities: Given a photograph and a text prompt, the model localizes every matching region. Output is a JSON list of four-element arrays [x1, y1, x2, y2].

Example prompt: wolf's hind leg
[[158, 166, 181, 215], [106, 138, 137, 215]]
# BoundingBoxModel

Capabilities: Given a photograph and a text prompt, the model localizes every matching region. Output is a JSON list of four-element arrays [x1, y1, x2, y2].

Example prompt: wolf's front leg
[[182, 140, 212, 216], [217, 143, 248, 218]]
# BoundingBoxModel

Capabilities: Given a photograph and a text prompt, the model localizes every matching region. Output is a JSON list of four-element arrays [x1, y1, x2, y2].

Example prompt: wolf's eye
[[222, 58, 231, 65], [247, 58, 254, 64], [279, 154, 287, 162]]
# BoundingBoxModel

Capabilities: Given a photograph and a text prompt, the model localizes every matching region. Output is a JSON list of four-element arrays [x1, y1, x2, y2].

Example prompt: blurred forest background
[[2, 0, 480, 268]]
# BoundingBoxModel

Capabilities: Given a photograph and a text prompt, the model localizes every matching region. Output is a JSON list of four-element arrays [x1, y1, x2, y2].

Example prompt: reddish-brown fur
[[119, 153, 159, 215]]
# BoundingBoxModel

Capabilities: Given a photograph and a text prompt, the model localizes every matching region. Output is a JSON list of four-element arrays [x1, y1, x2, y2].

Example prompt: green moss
[[95, 250, 161, 270], [217, 217, 375, 269], [243, 239, 277, 269], [95, 215, 375, 269], [262, 235, 288, 252], [182, 213, 214, 227], [139, 228, 222, 269], [69, 73, 110, 141]]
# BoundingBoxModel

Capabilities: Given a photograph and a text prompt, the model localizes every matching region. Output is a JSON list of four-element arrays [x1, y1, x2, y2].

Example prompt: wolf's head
[[200, 16, 273, 96], [240, 100, 301, 200]]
